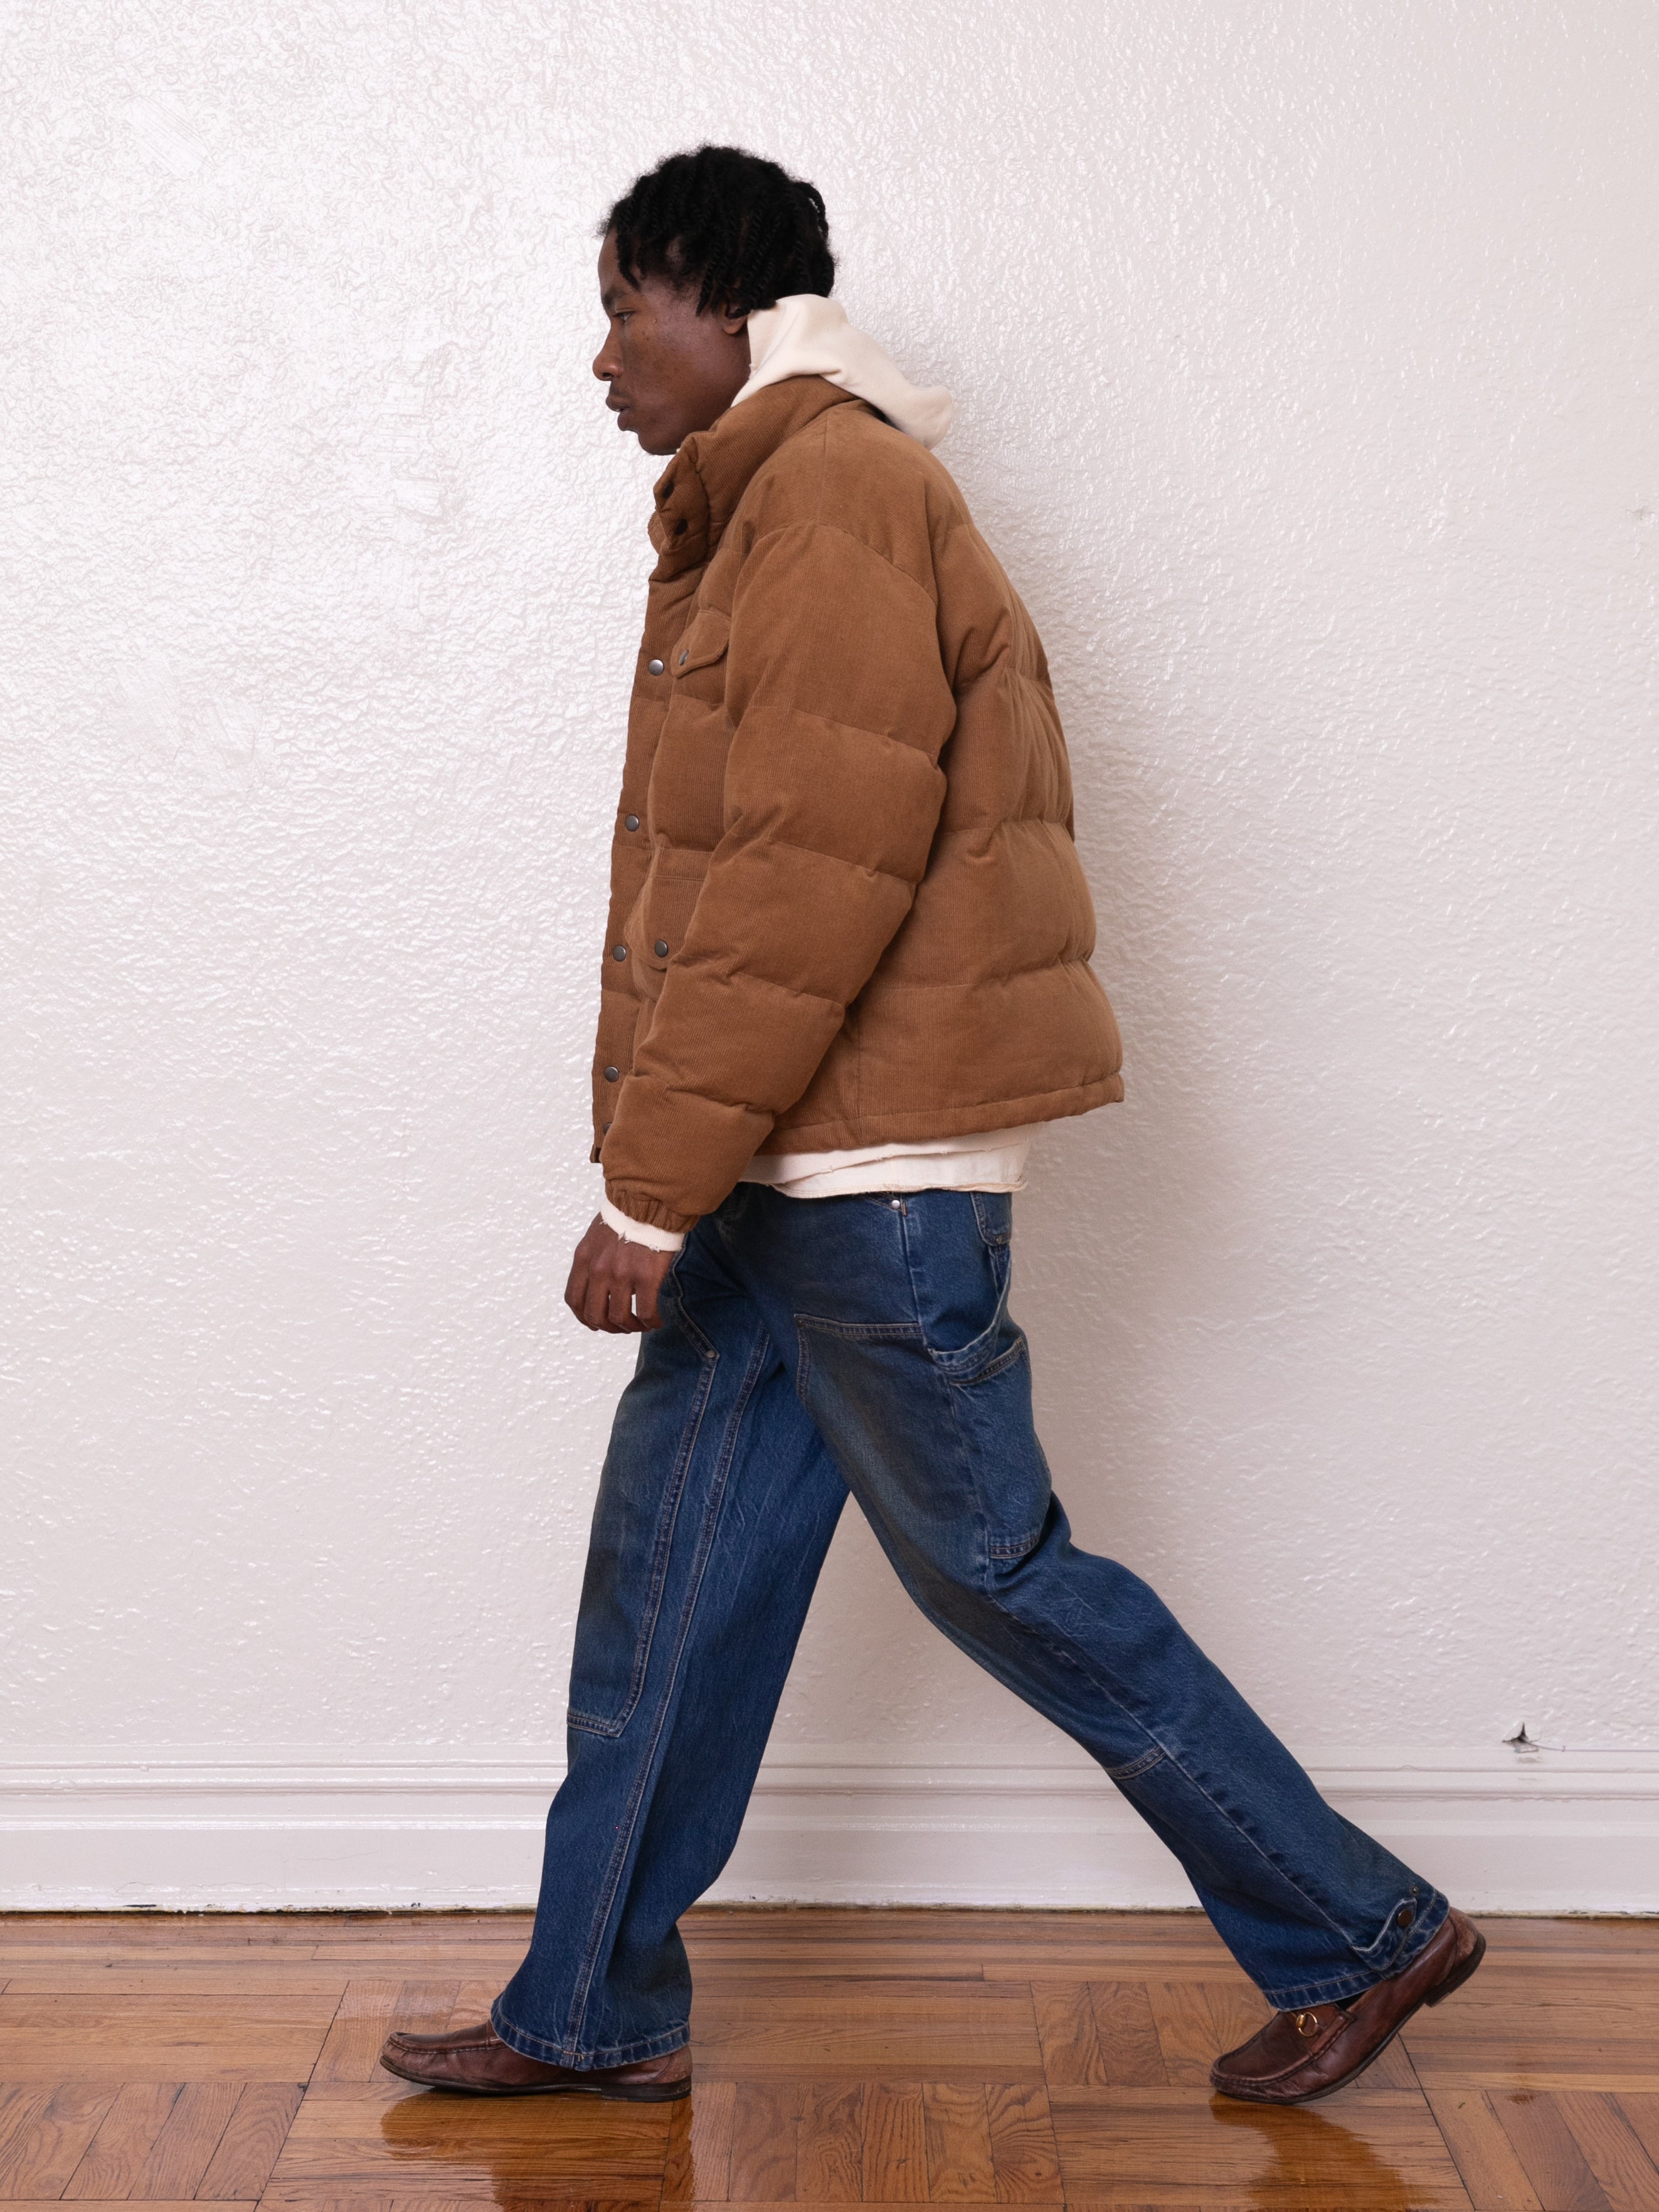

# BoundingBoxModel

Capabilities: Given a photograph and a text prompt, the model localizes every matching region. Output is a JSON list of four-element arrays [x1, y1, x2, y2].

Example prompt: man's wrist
[[599, 1193, 686, 1254]]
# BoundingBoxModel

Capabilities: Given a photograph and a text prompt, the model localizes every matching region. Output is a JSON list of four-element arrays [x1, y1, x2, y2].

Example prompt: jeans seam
[[926, 1291, 997, 1589], [961, 1568, 1367, 1961], [1026, 1584, 1380, 1964], [927, 1239, 1017, 1383], [939, 1332, 1029, 1387], [560, 1318, 773, 2061], [566, 1324, 718, 1740], [1105, 1744, 1169, 1782]]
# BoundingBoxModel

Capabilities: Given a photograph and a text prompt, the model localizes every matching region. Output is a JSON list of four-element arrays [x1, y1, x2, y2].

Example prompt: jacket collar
[[647, 378, 863, 582]]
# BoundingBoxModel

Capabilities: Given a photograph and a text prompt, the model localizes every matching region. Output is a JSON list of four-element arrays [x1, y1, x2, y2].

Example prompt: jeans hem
[[489, 1999, 689, 2071], [1258, 1892, 1451, 2011]]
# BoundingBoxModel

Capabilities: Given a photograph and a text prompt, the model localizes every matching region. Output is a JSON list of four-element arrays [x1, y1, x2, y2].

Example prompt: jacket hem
[[750, 1077, 1123, 1158]]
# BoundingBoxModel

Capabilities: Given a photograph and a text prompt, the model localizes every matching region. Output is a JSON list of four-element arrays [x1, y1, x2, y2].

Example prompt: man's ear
[[715, 302, 749, 336]]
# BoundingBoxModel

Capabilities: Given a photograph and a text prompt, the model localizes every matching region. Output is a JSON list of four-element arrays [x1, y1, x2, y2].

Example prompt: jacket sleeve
[[600, 519, 957, 1234]]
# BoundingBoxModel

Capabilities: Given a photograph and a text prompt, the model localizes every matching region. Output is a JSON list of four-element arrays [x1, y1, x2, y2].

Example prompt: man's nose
[[593, 336, 618, 381]]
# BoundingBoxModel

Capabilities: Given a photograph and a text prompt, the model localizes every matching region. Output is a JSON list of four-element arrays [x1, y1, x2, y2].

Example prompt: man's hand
[[564, 1214, 676, 1333]]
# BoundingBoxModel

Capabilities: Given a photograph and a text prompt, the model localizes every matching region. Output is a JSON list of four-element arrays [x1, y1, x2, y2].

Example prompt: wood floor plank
[[795, 2083, 863, 2203], [0, 1998, 334, 2085], [0, 1969, 357, 1996], [1028, 1984, 1106, 2088], [62, 2083, 186, 2200], [1404, 1985, 1659, 2091], [194, 2081, 306, 2199], [129, 2080, 242, 2201], [1424, 2088, 1545, 2210], [1556, 2093, 1659, 2212], [988, 1962, 1249, 1989], [443, 1980, 501, 2029], [0, 2097, 51, 2194], [1486, 2089, 1614, 2210], [921, 2084, 994, 2202], [1049, 2085, 1474, 2207], [0, 1922, 315, 1952], [860, 2084, 928, 2203], [303, 1917, 531, 1949], [689, 1959, 987, 1989], [309, 1984, 404, 2088], [983, 2083, 1061, 2203], [664, 2078, 735, 2203], [1623, 2098, 1659, 2172], [0, 2084, 117, 2199], [385, 1982, 460, 2038], [1143, 1984, 1222, 2088], [1086, 1984, 1167, 2088], [727, 2085, 802, 2203], [1481, 1922, 1659, 1955], [0, 1954, 328, 1983], [692, 1982, 1040, 2081]]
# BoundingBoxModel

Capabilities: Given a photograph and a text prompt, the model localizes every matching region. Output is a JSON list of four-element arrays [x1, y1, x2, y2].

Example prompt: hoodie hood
[[731, 295, 954, 450]]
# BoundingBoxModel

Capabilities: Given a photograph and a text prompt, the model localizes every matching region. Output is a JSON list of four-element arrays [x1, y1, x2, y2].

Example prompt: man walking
[[381, 145, 1483, 2110]]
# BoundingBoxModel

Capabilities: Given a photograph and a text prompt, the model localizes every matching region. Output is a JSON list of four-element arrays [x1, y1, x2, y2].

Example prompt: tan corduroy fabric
[[593, 377, 1123, 1236]]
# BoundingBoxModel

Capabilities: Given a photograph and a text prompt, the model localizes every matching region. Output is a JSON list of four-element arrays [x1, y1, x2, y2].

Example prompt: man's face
[[593, 230, 751, 457]]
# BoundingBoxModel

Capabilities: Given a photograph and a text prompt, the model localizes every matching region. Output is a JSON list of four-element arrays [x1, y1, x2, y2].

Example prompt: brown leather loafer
[[379, 2019, 691, 2099], [1209, 1907, 1486, 2105]]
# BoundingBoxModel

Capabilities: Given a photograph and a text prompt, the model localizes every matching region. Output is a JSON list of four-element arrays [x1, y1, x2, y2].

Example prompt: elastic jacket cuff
[[599, 1193, 687, 1254]]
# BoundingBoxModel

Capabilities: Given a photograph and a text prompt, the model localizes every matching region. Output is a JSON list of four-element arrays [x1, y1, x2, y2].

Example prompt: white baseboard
[[1, 1742, 1655, 1914]]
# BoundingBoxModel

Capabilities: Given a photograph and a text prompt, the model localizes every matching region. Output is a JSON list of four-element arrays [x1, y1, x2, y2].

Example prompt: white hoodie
[[731, 294, 955, 449], [601, 302, 1037, 1254]]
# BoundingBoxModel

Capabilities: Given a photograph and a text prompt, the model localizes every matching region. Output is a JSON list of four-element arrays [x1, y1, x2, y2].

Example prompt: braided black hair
[[603, 145, 835, 317]]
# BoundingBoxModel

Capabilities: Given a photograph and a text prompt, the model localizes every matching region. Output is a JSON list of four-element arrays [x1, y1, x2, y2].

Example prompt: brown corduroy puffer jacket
[[593, 376, 1123, 1236]]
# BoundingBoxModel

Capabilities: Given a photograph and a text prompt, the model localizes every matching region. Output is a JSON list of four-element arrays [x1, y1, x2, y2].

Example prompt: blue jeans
[[494, 1185, 1446, 2067]]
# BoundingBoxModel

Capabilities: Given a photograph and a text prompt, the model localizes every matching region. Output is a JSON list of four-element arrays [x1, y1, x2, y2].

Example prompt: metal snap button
[[1396, 1907, 1414, 1928], [647, 658, 664, 675], [603, 1065, 619, 1082], [677, 649, 688, 665], [624, 814, 640, 831], [611, 944, 627, 961], [654, 939, 669, 957]]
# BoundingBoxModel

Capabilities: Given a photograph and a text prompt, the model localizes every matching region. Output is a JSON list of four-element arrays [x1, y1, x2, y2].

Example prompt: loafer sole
[[1211, 1923, 1487, 2107], [379, 2053, 691, 2100]]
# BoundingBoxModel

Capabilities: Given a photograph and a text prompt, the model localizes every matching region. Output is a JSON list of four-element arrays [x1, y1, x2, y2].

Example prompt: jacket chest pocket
[[669, 605, 729, 683], [649, 605, 733, 849]]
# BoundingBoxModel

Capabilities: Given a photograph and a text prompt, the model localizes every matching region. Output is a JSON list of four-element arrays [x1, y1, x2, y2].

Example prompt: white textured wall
[[4, 0, 1657, 1905]]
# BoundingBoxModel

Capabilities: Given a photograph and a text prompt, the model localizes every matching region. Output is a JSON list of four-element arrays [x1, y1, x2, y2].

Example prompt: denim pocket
[[970, 1190, 1012, 1249], [927, 1239, 1024, 1384]]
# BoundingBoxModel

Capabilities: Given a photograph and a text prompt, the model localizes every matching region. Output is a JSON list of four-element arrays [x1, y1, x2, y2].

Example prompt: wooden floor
[[1, 1910, 1656, 2211]]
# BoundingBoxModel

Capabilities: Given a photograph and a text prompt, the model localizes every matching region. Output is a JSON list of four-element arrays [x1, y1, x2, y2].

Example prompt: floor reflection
[[1207, 2094, 1433, 2209], [378, 2080, 671, 2204], [377, 2074, 1449, 2210]]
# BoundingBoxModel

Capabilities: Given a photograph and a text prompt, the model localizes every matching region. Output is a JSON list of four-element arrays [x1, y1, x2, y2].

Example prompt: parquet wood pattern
[[0, 1910, 1653, 2209]]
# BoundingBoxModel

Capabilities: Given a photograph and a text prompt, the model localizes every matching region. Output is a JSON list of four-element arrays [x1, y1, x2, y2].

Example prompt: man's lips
[[607, 394, 635, 430]]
